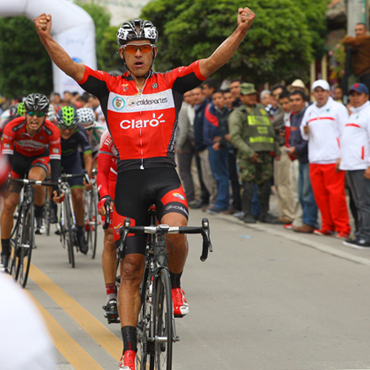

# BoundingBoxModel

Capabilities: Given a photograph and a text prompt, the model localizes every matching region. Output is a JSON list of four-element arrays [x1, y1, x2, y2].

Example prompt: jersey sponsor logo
[[3, 143, 10, 149], [122, 83, 129, 92], [120, 113, 165, 130], [52, 148, 60, 153], [108, 90, 175, 113], [172, 193, 185, 200], [165, 204, 188, 217], [16, 140, 47, 149], [113, 97, 125, 110], [152, 83, 158, 89]]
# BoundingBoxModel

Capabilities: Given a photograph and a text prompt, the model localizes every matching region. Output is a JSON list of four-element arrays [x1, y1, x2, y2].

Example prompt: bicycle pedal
[[175, 335, 180, 342], [107, 317, 120, 324]]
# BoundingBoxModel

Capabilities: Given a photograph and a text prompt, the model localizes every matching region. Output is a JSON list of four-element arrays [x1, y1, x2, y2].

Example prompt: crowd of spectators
[[175, 74, 370, 249]]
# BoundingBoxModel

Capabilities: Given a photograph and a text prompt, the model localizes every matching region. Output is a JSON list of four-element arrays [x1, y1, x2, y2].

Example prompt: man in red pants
[[301, 80, 351, 238], [300, 80, 351, 238]]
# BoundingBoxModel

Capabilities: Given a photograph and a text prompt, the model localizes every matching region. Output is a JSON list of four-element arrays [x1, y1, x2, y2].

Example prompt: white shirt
[[0, 274, 56, 370], [340, 101, 370, 171], [300, 97, 348, 164]]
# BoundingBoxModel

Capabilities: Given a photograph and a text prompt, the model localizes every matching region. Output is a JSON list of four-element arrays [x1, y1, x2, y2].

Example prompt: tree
[[141, 0, 328, 84], [0, 16, 53, 97]]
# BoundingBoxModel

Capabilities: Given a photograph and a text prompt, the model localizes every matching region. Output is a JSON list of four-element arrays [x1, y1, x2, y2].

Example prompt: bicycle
[[58, 172, 89, 268], [117, 206, 213, 370], [84, 168, 98, 259], [9, 177, 57, 288]]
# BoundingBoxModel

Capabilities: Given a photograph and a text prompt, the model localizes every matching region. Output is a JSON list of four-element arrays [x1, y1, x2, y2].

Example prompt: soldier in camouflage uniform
[[230, 83, 281, 223]]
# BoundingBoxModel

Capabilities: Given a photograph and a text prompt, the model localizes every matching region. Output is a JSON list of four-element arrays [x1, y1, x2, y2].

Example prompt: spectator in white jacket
[[301, 80, 351, 238], [340, 83, 370, 249]]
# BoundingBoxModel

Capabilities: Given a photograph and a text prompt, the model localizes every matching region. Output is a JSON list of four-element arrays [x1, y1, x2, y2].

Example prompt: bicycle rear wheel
[[150, 268, 173, 370], [17, 205, 34, 288]]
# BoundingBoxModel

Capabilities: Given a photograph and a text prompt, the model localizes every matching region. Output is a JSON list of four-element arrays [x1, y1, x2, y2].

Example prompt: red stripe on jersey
[[307, 117, 336, 124], [345, 123, 361, 128]]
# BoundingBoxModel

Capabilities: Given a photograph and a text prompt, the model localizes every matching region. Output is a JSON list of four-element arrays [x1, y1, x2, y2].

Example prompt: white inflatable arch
[[0, 0, 97, 95]]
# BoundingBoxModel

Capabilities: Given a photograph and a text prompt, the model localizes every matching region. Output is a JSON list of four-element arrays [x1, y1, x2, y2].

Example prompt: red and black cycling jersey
[[78, 61, 206, 172], [2, 117, 61, 160]]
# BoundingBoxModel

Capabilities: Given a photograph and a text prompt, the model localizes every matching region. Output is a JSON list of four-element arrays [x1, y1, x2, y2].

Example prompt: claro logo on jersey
[[120, 113, 166, 130], [108, 90, 175, 113]]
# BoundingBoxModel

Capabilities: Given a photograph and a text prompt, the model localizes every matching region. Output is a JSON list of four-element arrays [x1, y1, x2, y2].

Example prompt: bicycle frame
[[117, 207, 212, 370]]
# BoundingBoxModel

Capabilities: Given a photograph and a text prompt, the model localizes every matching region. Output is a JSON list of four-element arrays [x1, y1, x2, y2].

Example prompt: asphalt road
[[17, 207, 370, 370]]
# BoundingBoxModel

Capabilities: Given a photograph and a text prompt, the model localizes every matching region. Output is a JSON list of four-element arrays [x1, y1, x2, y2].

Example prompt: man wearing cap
[[230, 82, 281, 223], [301, 79, 350, 238], [340, 83, 370, 249]]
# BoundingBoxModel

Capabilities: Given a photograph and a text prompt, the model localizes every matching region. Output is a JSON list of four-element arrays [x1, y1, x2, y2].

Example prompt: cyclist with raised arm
[[56, 106, 93, 254], [34, 8, 255, 369], [76, 107, 104, 168], [0, 93, 61, 270], [96, 130, 119, 323]]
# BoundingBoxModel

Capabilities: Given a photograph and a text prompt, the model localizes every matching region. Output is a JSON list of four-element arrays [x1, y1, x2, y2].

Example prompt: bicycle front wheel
[[150, 268, 173, 370], [17, 205, 34, 288], [63, 194, 75, 268], [137, 265, 151, 370], [85, 188, 98, 259]]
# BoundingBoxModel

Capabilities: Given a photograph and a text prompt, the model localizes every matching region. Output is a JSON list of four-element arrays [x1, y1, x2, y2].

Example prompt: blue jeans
[[298, 162, 318, 228], [208, 145, 230, 210]]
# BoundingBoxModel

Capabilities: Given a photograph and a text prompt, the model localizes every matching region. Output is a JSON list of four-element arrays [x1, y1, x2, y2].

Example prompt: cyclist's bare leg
[[118, 254, 145, 327], [102, 228, 117, 284], [161, 212, 189, 274], [28, 167, 47, 207], [71, 187, 84, 226], [0, 192, 20, 239]]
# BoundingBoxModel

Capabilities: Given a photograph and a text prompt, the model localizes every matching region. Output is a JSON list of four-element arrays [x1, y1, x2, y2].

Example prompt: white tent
[[1, 0, 97, 94]]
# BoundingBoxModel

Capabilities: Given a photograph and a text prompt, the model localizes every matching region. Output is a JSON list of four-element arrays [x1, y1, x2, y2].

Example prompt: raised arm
[[34, 13, 85, 82], [198, 7, 255, 77]]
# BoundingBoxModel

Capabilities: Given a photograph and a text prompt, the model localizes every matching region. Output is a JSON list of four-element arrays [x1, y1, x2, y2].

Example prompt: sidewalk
[[206, 192, 370, 267]]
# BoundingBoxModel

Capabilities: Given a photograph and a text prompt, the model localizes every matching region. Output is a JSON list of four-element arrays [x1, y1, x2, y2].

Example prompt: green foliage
[[141, 0, 329, 84], [76, 2, 123, 72], [0, 16, 53, 97]]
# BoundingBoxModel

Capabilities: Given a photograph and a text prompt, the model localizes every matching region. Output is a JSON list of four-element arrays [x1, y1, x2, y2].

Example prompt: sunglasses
[[59, 125, 75, 131], [121, 44, 154, 54], [27, 111, 45, 118]]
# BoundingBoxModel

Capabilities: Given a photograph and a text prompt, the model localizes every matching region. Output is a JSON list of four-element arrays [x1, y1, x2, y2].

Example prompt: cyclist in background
[[97, 130, 118, 323], [0, 93, 61, 270], [0, 102, 25, 141], [76, 107, 104, 168], [56, 106, 93, 254], [35, 7, 256, 369]]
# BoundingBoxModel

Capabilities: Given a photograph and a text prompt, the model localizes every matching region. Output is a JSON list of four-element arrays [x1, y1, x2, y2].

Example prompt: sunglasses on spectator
[[121, 44, 154, 54], [27, 111, 45, 118]]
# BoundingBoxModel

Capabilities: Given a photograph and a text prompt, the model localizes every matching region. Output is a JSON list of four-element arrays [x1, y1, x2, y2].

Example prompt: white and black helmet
[[24, 93, 50, 113], [117, 19, 158, 46], [77, 108, 96, 127]]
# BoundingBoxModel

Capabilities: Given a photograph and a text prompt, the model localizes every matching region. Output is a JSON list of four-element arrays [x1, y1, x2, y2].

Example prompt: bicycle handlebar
[[9, 178, 59, 187], [119, 218, 213, 262]]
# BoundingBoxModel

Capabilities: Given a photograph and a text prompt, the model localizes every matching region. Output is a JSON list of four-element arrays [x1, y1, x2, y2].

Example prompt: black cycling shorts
[[112, 167, 189, 255], [10, 150, 49, 193], [61, 151, 84, 188]]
